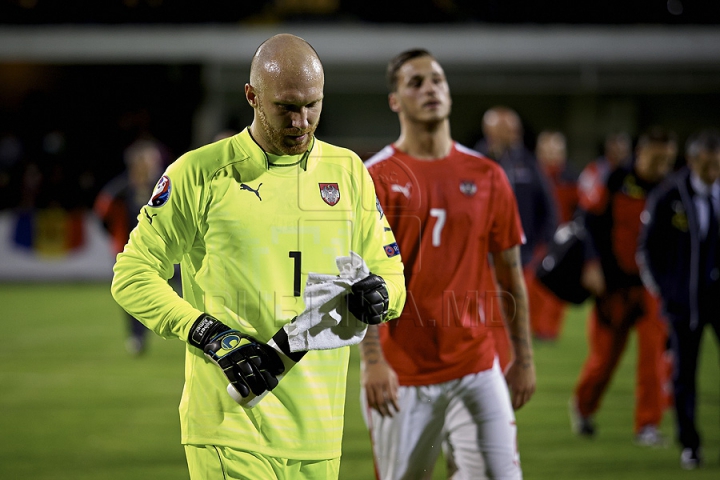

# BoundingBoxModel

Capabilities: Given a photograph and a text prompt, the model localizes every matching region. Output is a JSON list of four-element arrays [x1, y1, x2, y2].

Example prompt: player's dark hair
[[637, 126, 678, 149], [386, 49, 433, 93], [685, 129, 720, 159]]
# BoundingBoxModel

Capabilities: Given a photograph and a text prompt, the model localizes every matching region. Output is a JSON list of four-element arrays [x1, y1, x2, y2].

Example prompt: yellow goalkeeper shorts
[[184, 444, 340, 480]]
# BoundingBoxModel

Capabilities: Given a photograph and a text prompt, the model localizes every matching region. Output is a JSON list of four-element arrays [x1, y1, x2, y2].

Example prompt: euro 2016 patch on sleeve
[[376, 196, 385, 219], [148, 174, 171, 207], [384, 242, 400, 258]]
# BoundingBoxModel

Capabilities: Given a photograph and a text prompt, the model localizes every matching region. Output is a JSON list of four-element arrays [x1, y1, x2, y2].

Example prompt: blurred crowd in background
[[1, 0, 718, 214]]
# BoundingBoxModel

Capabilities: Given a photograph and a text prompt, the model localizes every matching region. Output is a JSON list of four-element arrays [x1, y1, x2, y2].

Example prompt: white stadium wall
[[0, 210, 116, 282]]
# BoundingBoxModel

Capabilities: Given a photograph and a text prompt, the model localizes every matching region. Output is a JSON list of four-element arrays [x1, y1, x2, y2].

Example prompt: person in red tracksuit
[[571, 126, 677, 446], [578, 132, 632, 215], [94, 138, 165, 355], [530, 130, 580, 340]]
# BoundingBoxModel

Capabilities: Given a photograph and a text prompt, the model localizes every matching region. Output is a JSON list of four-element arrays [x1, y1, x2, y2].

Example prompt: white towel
[[284, 251, 370, 352], [227, 251, 372, 408]]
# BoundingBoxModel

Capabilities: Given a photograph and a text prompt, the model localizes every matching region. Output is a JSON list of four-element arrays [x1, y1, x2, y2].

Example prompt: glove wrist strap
[[188, 314, 230, 350], [272, 325, 307, 363]]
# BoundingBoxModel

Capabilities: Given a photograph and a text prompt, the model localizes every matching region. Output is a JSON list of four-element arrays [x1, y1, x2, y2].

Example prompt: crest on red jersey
[[459, 180, 477, 197], [319, 183, 340, 206]]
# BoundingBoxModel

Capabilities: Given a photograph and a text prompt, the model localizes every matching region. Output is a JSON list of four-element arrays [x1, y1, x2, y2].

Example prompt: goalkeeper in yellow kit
[[111, 34, 406, 480]]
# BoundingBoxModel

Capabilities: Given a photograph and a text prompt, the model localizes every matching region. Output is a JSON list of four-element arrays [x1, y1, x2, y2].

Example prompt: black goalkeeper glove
[[346, 273, 389, 325], [188, 314, 285, 398]]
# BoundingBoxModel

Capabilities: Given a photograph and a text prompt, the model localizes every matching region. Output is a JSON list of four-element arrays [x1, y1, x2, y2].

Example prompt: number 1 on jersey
[[289, 251, 301, 297], [429, 208, 446, 247]]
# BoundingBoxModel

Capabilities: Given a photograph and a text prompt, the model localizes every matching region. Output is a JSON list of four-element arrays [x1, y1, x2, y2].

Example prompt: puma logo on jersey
[[391, 182, 412, 198], [143, 208, 157, 224], [240, 183, 263, 201]]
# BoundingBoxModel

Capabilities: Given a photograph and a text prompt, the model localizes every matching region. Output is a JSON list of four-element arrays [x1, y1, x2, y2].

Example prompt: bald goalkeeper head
[[245, 34, 325, 156]]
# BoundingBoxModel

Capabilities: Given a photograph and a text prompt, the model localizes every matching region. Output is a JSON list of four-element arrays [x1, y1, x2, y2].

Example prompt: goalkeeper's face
[[390, 55, 451, 124], [247, 55, 324, 156]]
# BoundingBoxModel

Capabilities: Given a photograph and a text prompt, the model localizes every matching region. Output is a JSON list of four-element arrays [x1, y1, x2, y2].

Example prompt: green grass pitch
[[0, 283, 718, 479]]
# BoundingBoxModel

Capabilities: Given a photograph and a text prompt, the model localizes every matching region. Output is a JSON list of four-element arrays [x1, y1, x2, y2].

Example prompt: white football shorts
[[361, 359, 522, 480]]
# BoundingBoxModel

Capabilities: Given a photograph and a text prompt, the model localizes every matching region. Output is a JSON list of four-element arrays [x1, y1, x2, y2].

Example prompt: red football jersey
[[366, 143, 525, 386]]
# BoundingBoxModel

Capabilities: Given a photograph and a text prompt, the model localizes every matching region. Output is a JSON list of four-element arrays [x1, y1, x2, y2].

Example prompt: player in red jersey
[[359, 48, 535, 480]]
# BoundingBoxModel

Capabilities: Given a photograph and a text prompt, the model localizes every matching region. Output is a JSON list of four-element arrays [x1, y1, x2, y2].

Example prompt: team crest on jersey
[[319, 183, 340, 206], [384, 242, 400, 258], [459, 180, 477, 196], [148, 174, 171, 207]]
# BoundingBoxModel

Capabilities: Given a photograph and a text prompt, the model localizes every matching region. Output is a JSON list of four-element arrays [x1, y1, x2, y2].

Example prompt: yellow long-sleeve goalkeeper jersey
[[111, 128, 405, 460]]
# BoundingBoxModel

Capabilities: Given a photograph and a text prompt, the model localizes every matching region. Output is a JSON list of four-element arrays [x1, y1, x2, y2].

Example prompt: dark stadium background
[[1, 0, 719, 211], [1, 4, 719, 479]]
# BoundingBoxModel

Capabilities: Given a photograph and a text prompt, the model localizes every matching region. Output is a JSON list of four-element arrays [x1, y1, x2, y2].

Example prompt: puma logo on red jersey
[[391, 182, 412, 198]]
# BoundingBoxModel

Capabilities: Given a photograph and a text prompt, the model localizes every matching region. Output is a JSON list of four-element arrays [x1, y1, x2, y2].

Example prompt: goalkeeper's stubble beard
[[256, 98, 318, 156]]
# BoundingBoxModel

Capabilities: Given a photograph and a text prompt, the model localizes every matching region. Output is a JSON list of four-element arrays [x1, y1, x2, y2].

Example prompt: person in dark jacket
[[475, 107, 558, 359], [638, 129, 720, 470], [475, 107, 558, 268]]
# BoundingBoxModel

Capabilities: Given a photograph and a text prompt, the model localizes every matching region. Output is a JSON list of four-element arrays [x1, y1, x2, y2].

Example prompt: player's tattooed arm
[[359, 325, 400, 417], [359, 324, 383, 365], [493, 245, 536, 409]]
